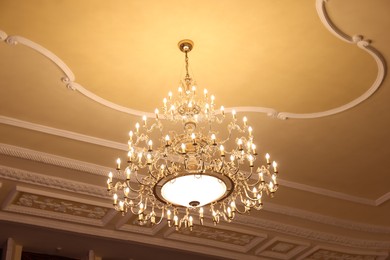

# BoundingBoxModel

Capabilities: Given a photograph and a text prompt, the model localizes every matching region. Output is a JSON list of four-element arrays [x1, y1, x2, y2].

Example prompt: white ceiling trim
[[297, 245, 388, 260], [1, 118, 389, 206], [0, 161, 389, 237], [264, 202, 390, 234], [234, 214, 390, 250], [1, 165, 389, 251], [276, 0, 386, 120], [0, 165, 108, 199], [0, 0, 386, 121], [2, 185, 115, 227], [1, 119, 389, 206]]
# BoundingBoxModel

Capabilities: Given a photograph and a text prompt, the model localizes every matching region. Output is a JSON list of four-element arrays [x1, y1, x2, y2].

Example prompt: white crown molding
[[1, 165, 389, 251], [233, 214, 390, 250], [2, 185, 115, 227], [0, 165, 108, 199], [297, 245, 388, 260], [1, 140, 388, 207], [264, 202, 390, 235], [0, 1, 386, 121], [0, 116, 126, 151]]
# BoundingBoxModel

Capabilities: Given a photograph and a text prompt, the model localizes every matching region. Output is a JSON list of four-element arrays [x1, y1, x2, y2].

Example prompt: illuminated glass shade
[[161, 175, 227, 207]]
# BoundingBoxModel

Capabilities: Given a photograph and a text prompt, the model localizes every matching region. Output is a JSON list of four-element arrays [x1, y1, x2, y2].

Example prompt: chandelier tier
[[106, 40, 279, 230]]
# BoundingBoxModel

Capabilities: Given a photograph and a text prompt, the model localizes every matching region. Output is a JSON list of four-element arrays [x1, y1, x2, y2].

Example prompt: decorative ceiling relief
[[165, 225, 266, 253], [298, 246, 389, 260], [0, 0, 385, 120], [255, 237, 310, 259], [2, 186, 114, 226]]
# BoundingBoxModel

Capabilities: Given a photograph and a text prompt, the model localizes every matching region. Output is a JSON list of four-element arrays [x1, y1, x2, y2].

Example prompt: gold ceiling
[[0, 0, 389, 259]]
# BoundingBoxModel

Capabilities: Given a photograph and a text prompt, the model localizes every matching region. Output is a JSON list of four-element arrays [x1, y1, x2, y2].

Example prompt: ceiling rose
[[106, 40, 280, 230]]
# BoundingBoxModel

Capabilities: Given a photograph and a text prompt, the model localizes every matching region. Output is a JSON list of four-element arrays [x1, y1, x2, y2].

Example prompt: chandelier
[[106, 40, 279, 230]]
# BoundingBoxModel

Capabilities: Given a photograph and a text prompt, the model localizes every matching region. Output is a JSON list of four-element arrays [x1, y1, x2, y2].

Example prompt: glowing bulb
[[243, 116, 248, 126], [155, 108, 159, 119], [273, 161, 278, 172], [204, 89, 208, 97], [232, 109, 236, 119], [266, 153, 270, 164], [220, 106, 225, 115], [168, 91, 173, 100], [126, 168, 131, 180], [116, 158, 121, 170]]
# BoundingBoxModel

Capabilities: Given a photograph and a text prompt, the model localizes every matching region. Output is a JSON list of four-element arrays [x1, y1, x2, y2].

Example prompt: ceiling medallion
[[106, 40, 280, 230]]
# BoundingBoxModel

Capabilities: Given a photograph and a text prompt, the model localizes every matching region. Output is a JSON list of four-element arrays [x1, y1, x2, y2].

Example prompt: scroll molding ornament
[[0, 0, 386, 119]]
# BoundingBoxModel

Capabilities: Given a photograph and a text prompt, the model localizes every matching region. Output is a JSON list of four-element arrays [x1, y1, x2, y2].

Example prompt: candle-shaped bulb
[[203, 88, 208, 97], [230, 154, 235, 162], [181, 143, 186, 153], [211, 95, 215, 104], [248, 154, 254, 167], [155, 108, 159, 119], [124, 187, 130, 197], [243, 116, 248, 126], [192, 85, 196, 94], [146, 153, 152, 163], [113, 193, 118, 205], [248, 126, 253, 136], [232, 109, 237, 119], [273, 161, 278, 173], [178, 86, 183, 95], [237, 139, 243, 150], [251, 144, 257, 155], [211, 134, 216, 145], [167, 209, 171, 220], [148, 140, 153, 151], [168, 91, 173, 100], [252, 187, 258, 194], [266, 153, 270, 164], [163, 97, 167, 107], [142, 115, 147, 126], [220, 145, 225, 157], [116, 158, 121, 170], [220, 106, 225, 116], [108, 172, 113, 183], [135, 122, 140, 133], [165, 135, 170, 146], [205, 103, 210, 113], [126, 168, 131, 180], [129, 131, 133, 139]]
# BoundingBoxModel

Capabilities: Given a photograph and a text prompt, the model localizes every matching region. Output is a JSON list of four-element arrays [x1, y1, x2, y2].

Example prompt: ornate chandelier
[[106, 40, 279, 230]]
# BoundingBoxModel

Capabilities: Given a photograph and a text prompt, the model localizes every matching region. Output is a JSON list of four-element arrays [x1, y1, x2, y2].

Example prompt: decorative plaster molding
[[0, 165, 108, 199], [255, 237, 310, 259], [0, 3, 386, 121], [0, 116, 126, 151], [0, 211, 260, 260], [116, 213, 166, 236], [164, 224, 266, 253], [1, 140, 388, 206], [2, 186, 115, 227], [297, 245, 388, 260], [264, 202, 390, 235], [234, 215, 390, 250], [276, 0, 386, 120]]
